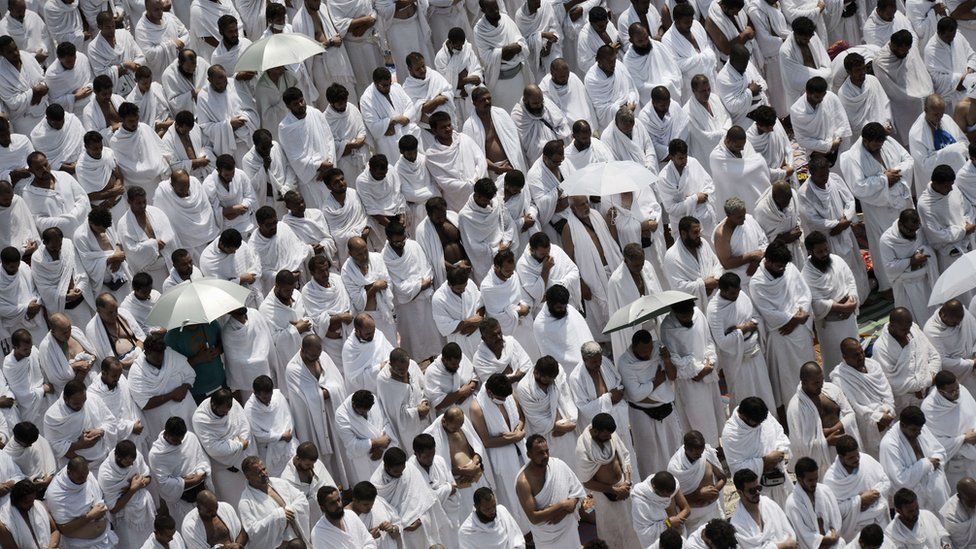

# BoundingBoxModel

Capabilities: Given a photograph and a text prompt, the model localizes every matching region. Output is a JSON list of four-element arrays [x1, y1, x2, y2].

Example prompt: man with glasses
[[729, 468, 797, 548]]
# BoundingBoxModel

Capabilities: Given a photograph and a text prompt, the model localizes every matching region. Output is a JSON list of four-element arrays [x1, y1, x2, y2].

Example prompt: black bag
[[181, 481, 206, 503], [628, 401, 674, 422], [761, 467, 786, 487]]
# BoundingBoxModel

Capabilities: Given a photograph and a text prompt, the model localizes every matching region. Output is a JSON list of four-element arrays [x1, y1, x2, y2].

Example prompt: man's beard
[[632, 42, 652, 56], [810, 254, 832, 272], [475, 509, 495, 523], [682, 236, 702, 250], [324, 507, 345, 521], [769, 268, 784, 279]]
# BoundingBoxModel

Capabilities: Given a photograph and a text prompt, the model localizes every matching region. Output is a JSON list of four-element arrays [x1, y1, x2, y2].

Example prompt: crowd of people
[[4, 0, 976, 545]]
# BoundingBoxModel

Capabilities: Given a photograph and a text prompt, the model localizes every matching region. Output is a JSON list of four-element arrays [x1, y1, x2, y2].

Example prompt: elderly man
[[180, 489, 247, 547], [920, 371, 976, 489], [538, 58, 596, 131], [823, 435, 891, 542], [941, 477, 976, 548], [238, 455, 309, 546], [909, 94, 968, 193], [724, 396, 795, 506], [713, 197, 767, 295], [880, 406, 951, 513], [685, 75, 732, 171], [46, 457, 115, 547], [585, 45, 639, 132], [38, 311, 96, 394], [44, 380, 116, 468], [788, 362, 862, 478], [873, 307, 942, 411]]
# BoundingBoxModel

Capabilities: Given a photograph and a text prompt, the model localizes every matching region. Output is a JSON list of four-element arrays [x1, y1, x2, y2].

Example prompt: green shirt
[[165, 321, 225, 397]]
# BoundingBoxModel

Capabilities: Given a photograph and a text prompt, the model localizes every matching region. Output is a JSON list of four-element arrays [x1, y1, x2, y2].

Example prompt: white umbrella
[[234, 33, 326, 73], [147, 278, 251, 331], [603, 290, 696, 334], [560, 160, 657, 197], [929, 249, 976, 306]]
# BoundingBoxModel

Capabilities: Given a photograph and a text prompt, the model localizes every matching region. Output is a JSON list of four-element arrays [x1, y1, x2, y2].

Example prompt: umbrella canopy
[[929, 249, 976, 306], [560, 160, 657, 197], [603, 290, 696, 334], [234, 33, 326, 73], [147, 278, 251, 331]]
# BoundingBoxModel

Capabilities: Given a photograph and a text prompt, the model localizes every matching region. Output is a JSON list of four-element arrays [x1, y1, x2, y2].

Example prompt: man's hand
[[610, 387, 625, 404], [697, 192, 709, 204], [909, 250, 930, 269], [283, 506, 296, 522], [859, 489, 880, 510], [404, 518, 423, 532], [74, 85, 93, 100], [929, 456, 942, 469], [747, 81, 761, 95], [132, 420, 144, 435], [885, 169, 902, 186], [291, 318, 311, 333], [692, 363, 714, 382], [130, 474, 151, 491], [417, 399, 430, 418], [87, 503, 108, 521]]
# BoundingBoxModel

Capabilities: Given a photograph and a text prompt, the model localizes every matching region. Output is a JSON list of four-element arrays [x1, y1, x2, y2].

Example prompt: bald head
[[799, 361, 822, 381], [301, 334, 322, 351], [49, 313, 70, 331], [925, 94, 946, 111], [444, 405, 464, 423], [347, 236, 367, 254], [523, 85, 542, 104], [889, 307, 913, 328], [353, 312, 375, 330], [941, 299, 964, 317], [959, 478, 976, 508]]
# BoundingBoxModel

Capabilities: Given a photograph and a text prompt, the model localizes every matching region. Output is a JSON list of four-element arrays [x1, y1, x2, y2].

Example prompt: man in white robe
[[660, 301, 726, 447], [0, 0, 52, 68], [324, 85, 369, 187], [45, 44, 93, 119], [134, 0, 189, 79], [512, 86, 571, 167], [473, 0, 529, 111], [667, 432, 726, 534], [630, 471, 690, 547], [463, 87, 526, 181], [874, 307, 942, 411], [360, 68, 421, 163], [0, 127, 34, 196], [918, 164, 975, 270], [277, 88, 337, 210], [381, 223, 441, 360], [778, 18, 832, 107], [823, 436, 892, 542], [432, 268, 484, 359], [584, 46, 638, 132], [838, 52, 894, 139], [531, 284, 593, 375], [243, 376, 297, 477], [706, 272, 777, 411], [538, 59, 597, 130], [335, 390, 398, 486], [259, 270, 313, 384], [128, 333, 196, 443], [684, 76, 732, 174], [880, 406, 951, 513], [754, 180, 805, 269], [802, 232, 862, 371], [662, 3, 719, 103], [87, 12, 145, 97], [790, 77, 853, 161], [320, 169, 370, 265], [46, 458, 117, 548], [160, 50, 209, 124], [457, 487, 525, 549], [180, 490, 246, 547], [195, 66, 256, 164], [618, 329, 683, 477], [44, 380, 117, 467], [356, 155, 406, 249], [787, 362, 862, 479], [21, 154, 89, 240], [926, 18, 976, 113], [886, 488, 951, 547], [109, 102, 172, 192], [30, 106, 84, 174], [713, 199, 768, 295], [602, 106, 659, 172], [0, 35, 48, 134], [423, 343, 477, 414], [434, 30, 483, 123], [881, 209, 939, 325], [282, 442, 336, 530], [88, 357, 146, 451], [708, 126, 770, 214], [575, 413, 641, 549], [723, 397, 794, 506], [659, 142, 717, 241], [152, 170, 218, 260], [2, 330, 54, 426], [289, 0, 357, 110], [638, 87, 690, 163], [311, 485, 377, 548], [925, 300, 976, 395], [940, 477, 976, 548], [425, 113, 488, 213], [342, 236, 396, 342], [663, 216, 723, 312], [31, 230, 96, 345], [513, 435, 586, 549], [904, 94, 969, 195], [250, 208, 315, 291], [784, 457, 847, 549], [401, 53, 455, 131], [0, 247, 47, 344], [96, 441, 155, 548], [377, 348, 433, 455], [920, 371, 976, 489], [715, 45, 769, 128], [839, 124, 915, 292], [563, 120, 614, 172], [341, 314, 394, 396], [875, 31, 934, 145], [244, 131, 298, 214], [190, 388, 255, 504], [238, 456, 310, 546], [622, 23, 681, 106], [515, 356, 578, 466]]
